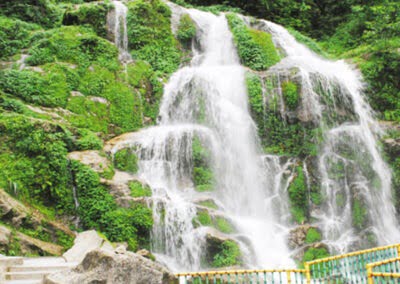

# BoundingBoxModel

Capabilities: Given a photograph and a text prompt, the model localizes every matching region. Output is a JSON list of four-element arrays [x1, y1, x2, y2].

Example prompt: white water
[[109, 1, 131, 62], [110, 8, 293, 270], [256, 20, 400, 253]]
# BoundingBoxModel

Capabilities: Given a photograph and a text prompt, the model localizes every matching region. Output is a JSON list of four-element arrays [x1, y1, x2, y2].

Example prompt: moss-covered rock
[[192, 137, 214, 192], [127, 0, 182, 74], [114, 148, 139, 174], [177, 14, 197, 46], [62, 2, 112, 38], [129, 181, 152, 198], [288, 166, 308, 224], [226, 13, 280, 71]]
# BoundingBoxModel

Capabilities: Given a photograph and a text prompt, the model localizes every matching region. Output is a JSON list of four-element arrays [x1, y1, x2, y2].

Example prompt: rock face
[[67, 150, 111, 174], [63, 230, 113, 263], [45, 248, 177, 284]]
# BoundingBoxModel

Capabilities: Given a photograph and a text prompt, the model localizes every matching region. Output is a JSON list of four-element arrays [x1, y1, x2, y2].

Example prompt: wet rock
[[288, 224, 312, 249], [17, 232, 64, 256], [45, 248, 177, 284], [383, 138, 400, 157], [0, 189, 29, 227]]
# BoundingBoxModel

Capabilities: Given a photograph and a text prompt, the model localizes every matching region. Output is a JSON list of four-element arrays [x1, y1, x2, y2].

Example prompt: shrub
[[0, 16, 38, 60], [0, 69, 69, 108], [62, 2, 112, 37], [127, 0, 182, 74], [282, 81, 299, 110], [288, 166, 308, 224], [246, 72, 264, 127], [212, 240, 241, 267], [303, 247, 329, 263], [129, 181, 152, 197], [226, 13, 280, 71], [177, 14, 197, 45], [305, 228, 322, 244], [114, 148, 139, 173]]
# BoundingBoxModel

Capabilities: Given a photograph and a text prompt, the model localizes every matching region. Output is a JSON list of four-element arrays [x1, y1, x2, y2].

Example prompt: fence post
[[286, 271, 291, 283], [366, 264, 374, 284], [304, 263, 311, 284]]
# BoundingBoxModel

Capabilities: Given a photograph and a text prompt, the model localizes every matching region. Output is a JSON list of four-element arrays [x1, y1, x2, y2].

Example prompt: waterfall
[[108, 1, 131, 62], [110, 8, 293, 270], [256, 20, 400, 253]]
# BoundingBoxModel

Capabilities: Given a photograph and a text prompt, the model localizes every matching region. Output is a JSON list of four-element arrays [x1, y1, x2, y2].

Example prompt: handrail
[[366, 257, 400, 284], [176, 268, 306, 277], [175, 243, 400, 283]]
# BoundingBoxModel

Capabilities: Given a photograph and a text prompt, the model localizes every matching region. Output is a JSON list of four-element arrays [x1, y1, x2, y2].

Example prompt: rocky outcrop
[[0, 189, 29, 227], [68, 150, 111, 174], [45, 248, 177, 284], [63, 230, 113, 263], [16, 232, 64, 256]]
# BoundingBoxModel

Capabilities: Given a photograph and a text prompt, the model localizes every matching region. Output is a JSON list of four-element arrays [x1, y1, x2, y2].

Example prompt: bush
[[71, 161, 153, 249], [246, 72, 264, 127], [62, 2, 112, 37], [282, 81, 300, 110], [303, 247, 329, 263], [114, 148, 139, 173], [212, 240, 241, 267], [226, 13, 280, 71], [1, 0, 63, 28], [288, 166, 308, 224], [127, 0, 182, 74], [0, 16, 38, 60], [129, 181, 152, 197], [305, 228, 322, 243], [0, 69, 69, 108], [177, 14, 197, 45], [192, 137, 214, 191]]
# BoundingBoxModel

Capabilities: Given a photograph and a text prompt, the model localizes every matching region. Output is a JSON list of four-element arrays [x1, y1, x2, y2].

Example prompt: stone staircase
[[1, 256, 78, 284]]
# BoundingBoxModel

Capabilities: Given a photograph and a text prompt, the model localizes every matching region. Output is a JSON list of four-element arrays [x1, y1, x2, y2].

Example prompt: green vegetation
[[62, 2, 112, 37], [246, 72, 264, 127], [114, 148, 139, 174], [192, 137, 214, 192], [288, 166, 308, 224], [226, 13, 280, 71], [212, 240, 241, 267], [177, 14, 197, 45], [352, 199, 368, 230], [71, 161, 153, 250], [214, 217, 234, 234], [282, 81, 299, 110], [303, 247, 330, 263], [0, 16, 39, 60], [198, 200, 218, 209], [129, 181, 152, 198], [127, 0, 182, 74], [305, 228, 322, 244]]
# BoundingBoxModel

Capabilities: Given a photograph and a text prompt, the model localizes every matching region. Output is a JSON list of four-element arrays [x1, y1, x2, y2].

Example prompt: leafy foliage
[[71, 161, 153, 250], [282, 81, 299, 110], [305, 228, 322, 244], [212, 240, 241, 267], [129, 181, 152, 198], [192, 137, 214, 192], [226, 13, 280, 71], [288, 166, 308, 224], [114, 148, 139, 174], [127, 0, 182, 74], [177, 14, 197, 45]]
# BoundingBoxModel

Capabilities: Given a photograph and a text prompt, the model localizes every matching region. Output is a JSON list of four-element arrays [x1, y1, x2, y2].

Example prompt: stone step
[[4, 280, 42, 284], [0, 257, 24, 267], [4, 271, 53, 280], [9, 263, 76, 272]]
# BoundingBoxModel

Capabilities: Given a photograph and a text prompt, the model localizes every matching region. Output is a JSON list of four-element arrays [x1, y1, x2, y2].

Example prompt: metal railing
[[176, 269, 307, 283], [366, 257, 400, 284], [176, 244, 400, 284]]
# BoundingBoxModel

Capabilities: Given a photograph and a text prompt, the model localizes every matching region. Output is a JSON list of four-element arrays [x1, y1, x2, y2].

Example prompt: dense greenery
[[192, 137, 214, 192], [288, 166, 308, 224], [71, 161, 153, 250], [127, 0, 182, 74], [226, 13, 280, 71]]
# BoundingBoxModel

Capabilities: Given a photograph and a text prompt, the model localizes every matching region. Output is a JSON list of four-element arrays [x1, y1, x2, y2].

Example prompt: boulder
[[45, 248, 177, 284], [0, 226, 11, 249], [16, 232, 64, 256], [0, 189, 29, 227], [67, 150, 111, 174], [63, 230, 113, 263]]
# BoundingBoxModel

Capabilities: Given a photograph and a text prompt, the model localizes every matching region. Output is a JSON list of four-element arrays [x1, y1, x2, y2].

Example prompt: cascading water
[[110, 7, 293, 270], [255, 20, 400, 253], [108, 1, 131, 62]]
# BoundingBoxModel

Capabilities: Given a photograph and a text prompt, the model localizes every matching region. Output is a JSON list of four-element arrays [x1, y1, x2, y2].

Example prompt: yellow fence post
[[304, 263, 311, 284], [397, 244, 400, 257], [286, 271, 291, 284], [366, 264, 374, 284]]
